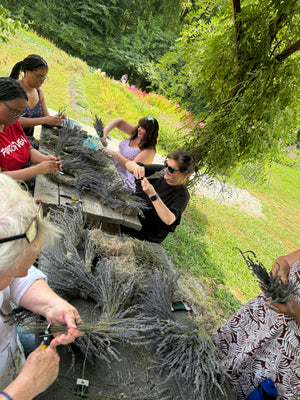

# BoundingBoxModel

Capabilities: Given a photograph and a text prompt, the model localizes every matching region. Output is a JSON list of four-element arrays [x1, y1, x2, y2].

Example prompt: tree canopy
[[158, 0, 300, 174], [1, 0, 193, 86]]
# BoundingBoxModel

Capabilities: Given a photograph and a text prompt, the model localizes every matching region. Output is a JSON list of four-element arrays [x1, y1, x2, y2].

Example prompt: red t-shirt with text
[[0, 120, 31, 171]]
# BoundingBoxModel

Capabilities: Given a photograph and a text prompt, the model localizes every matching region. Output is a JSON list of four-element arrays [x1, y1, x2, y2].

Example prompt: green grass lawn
[[1, 28, 299, 330]]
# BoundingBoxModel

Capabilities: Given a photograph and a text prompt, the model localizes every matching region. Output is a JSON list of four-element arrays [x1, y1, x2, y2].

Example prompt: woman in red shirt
[[0, 77, 61, 181]]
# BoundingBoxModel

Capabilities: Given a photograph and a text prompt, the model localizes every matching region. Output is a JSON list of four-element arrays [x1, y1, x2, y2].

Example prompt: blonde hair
[[0, 175, 60, 273]]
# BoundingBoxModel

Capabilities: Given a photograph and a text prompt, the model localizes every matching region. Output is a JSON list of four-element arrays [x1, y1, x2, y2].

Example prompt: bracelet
[[0, 392, 13, 400]]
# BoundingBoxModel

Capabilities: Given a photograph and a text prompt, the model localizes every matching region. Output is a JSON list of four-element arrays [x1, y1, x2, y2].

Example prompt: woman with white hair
[[0, 174, 82, 399]]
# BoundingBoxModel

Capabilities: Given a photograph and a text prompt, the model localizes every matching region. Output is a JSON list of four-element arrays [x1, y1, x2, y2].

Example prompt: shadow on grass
[[162, 204, 243, 321]]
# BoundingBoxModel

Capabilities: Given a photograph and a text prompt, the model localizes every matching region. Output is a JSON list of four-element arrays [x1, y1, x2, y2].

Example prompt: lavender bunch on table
[[236, 248, 298, 304]]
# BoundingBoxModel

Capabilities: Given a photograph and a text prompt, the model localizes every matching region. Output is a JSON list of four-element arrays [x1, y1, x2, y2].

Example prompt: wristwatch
[[150, 193, 160, 202]]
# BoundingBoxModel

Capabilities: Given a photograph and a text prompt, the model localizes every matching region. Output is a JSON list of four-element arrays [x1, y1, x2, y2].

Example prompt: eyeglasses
[[32, 71, 49, 82], [0, 201, 42, 244], [2, 101, 25, 118], [164, 160, 180, 174]]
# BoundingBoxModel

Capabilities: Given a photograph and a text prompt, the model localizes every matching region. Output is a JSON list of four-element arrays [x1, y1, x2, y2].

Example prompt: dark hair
[[167, 149, 196, 175], [131, 116, 159, 150], [10, 54, 48, 80], [0, 77, 28, 101]]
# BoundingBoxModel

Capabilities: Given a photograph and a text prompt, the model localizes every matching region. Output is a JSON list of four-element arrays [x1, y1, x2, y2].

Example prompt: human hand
[[56, 111, 67, 119], [37, 160, 61, 174], [132, 164, 145, 180], [100, 135, 108, 146], [101, 147, 115, 157], [17, 345, 59, 397], [43, 155, 63, 171], [141, 177, 156, 197], [44, 115, 64, 127], [45, 299, 83, 347], [266, 297, 300, 322]]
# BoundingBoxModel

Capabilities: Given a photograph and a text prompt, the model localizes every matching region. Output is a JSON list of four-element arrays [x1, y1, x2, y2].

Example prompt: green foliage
[[158, 0, 300, 175], [0, 5, 21, 43], [1, 0, 191, 88]]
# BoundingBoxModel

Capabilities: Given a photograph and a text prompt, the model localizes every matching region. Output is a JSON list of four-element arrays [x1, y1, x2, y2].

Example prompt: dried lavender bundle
[[139, 269, 180, 321], [151, 322, 226, 400], [48, 204, 85, 248], [41, 247, 104, 304], [236, 248, 298, 304], [76, 174, 147, 216], [94, 260, 137, 318], [93, 114, 104, 137], [138, 270, 227, 399], [132, 239, 168, 271], [55, 120, 76, 157]]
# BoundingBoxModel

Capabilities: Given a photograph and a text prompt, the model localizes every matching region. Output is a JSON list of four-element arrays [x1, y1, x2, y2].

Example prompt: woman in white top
[[0, 174, 82, 399]]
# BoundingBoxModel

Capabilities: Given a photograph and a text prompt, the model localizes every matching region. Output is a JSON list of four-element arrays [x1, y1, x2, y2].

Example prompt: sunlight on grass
[[1, 28, 299, 328]]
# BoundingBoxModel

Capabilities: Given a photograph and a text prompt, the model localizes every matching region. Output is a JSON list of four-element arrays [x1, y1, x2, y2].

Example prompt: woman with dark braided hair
[[101, 116, 159, 189], [0, 77, 62, 181], [10, 54, 66, 137]]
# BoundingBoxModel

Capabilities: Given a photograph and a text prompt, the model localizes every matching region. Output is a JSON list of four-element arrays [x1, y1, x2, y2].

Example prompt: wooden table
[[34, 174, 142, 234]]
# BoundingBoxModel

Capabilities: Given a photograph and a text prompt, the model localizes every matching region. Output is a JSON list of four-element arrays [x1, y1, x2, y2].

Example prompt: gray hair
[[0, 175, 60, 273]]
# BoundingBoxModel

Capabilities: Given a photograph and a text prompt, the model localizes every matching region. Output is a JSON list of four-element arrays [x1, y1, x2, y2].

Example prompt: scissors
[[41, 323, 52, 350]]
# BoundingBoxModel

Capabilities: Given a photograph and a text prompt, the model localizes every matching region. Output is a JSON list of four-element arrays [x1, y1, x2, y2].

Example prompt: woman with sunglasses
[[122, 149, 196, 243], [0, 77, 62, 181], [0, 174, 83, 399], [101, 116, 159, 189], [10, 54, 66, 137]]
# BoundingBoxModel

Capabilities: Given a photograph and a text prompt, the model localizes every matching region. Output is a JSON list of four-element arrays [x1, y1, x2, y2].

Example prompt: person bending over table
[[0, 77, 62, 181], [0, 174, 83, 400], [10, 54, 66, 137], [213, 249, 300, 400], [101, 116, 159, 190], [122, 149, 196, 243]]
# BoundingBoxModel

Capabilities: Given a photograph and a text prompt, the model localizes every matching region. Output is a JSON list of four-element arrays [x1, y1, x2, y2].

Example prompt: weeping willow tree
[[158, 0, 300, 175]]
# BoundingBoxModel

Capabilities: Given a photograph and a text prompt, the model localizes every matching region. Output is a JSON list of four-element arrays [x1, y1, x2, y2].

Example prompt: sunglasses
[[0, 201, 42, 244], [2, 101, 25, 118], [32, 71, 49, 82], [164, 160, 180, 174], [146, 116, 154, 122]]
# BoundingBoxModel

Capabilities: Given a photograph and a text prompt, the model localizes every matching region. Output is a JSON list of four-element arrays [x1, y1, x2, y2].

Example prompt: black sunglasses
[[164, 160, 180, 174], [0, 201, 42, 244]]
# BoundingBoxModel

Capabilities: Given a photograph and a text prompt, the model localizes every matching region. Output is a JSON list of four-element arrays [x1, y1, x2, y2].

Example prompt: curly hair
[[0, 77, 28, 101], [131, 116, 159, 150], [10, 54, 48, 80]]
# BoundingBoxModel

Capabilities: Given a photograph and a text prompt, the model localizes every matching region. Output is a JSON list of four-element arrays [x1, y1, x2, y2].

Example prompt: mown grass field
[[1, 29, 299, 328]]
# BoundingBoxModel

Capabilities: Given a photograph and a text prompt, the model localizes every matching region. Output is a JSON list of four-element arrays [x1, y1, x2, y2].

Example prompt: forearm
[[103, 118, 135, 138], [19, 116, 48, 128], [1, 164, 41, 181], [150, 196, 176, 225], [271, 249, 300, 283], [19, 279, 65, 317], [125, 161, 138, 173], [112, 151, 130, 168], [103, 118, 122, 138], [2, 375, 39, 400], [29, 148, 47, 164]]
